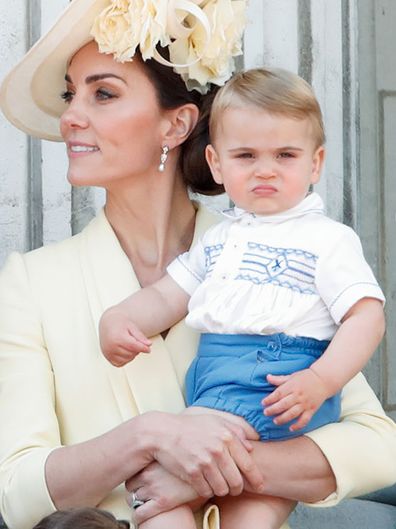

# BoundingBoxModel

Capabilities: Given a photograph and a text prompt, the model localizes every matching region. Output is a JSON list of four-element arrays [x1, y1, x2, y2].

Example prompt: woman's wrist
[[115, 411, 169, 477], [45, 413, 165, 509]]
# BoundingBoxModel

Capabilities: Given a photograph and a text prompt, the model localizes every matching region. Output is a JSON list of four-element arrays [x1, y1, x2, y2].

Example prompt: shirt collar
[[221, 192, 325, 224]]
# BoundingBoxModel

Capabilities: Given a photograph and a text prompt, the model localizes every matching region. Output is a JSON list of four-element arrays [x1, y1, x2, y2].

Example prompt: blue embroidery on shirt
[[237, 242, 318, 294], [204, 244, 224, 276]]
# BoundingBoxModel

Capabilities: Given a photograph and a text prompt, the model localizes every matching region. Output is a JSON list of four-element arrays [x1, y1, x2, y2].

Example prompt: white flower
[[91, 0, 248, 93]]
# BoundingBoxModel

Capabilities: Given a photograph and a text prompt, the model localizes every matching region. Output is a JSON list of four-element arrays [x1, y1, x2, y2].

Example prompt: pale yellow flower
[[170, 0, 247, 91], [91, 1, 135, 62], [91, 0, 248, 93], [127, 1, 170, 61]]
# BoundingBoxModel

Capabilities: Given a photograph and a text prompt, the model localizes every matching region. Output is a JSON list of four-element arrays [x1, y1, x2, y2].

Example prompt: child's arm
[[263, 297, 385, 431], [99, 274, 190, 367]]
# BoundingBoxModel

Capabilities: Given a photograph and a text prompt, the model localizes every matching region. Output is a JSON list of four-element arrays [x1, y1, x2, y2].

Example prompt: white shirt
[[167, 193, 385, 340]]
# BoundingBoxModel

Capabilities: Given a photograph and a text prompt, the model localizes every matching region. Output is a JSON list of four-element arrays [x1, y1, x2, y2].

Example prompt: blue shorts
[[186, 333, 341, 440]]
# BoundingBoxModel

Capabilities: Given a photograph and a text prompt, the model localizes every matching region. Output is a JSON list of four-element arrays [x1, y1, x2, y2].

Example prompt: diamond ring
[[128, 490, 146, 510]]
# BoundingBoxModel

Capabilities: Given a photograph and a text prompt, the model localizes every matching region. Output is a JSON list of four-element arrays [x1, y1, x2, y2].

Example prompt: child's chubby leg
[[138, 504, 196, 529], [215, 492, 296, 529]]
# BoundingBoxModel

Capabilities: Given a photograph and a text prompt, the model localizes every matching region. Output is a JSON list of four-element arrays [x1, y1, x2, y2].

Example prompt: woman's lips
[[67, 142, 100, 158]]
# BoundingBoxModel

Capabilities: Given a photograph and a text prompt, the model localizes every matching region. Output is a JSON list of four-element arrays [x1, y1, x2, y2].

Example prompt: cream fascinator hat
[[0, 0, 247, 141]]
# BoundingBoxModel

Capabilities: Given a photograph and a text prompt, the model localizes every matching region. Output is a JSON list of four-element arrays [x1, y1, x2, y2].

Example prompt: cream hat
[[0, 0, 109, 141], [0, 0, 247, 142]]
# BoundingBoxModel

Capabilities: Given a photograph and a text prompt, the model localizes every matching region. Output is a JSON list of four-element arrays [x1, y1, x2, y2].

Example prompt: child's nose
[[254, 158, 276, 178]]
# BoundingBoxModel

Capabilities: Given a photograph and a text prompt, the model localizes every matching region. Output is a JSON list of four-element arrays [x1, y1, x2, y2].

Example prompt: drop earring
[[158, 145, 169, 172]]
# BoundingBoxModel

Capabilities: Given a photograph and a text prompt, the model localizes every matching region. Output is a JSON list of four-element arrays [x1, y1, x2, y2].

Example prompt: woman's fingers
[[224, 421, 257, 449], [151, 413, 264, 499], [133, 499, 170, 525], [200, 439, 246, 497], [187, 436, 263, 497], [228, 439, 264, 493], [125, 462, 200, 524], [212, 446, 244, 496], [202, 462, 231, 497], [132, 499, 155, 525], [179, 466, 213, 498]]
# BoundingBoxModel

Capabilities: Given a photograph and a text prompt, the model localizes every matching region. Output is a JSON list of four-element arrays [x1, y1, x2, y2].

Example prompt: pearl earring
[[159, 145, 169, 172]]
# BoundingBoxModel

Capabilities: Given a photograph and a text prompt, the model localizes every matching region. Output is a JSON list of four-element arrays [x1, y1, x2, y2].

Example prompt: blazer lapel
[[78, 209, 206, 417]]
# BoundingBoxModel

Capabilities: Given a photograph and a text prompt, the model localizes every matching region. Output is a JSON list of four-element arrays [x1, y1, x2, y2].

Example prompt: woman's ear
[[310, 145, 325, 184], [161, 104, 199, 148], [205, 144, 223, 185]]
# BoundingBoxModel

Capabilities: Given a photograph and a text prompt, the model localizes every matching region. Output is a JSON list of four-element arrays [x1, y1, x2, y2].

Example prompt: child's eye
[[236, 152, 254, 159], [60, 90, 74, 103], [278, 152, 295, 159]]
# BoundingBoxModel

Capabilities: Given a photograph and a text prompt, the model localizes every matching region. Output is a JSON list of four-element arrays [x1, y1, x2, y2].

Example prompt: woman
[[0, 1, 395, 529]]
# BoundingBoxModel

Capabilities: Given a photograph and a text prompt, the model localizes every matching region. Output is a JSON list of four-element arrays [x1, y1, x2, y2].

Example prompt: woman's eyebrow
[[64, 73, 127, 84]]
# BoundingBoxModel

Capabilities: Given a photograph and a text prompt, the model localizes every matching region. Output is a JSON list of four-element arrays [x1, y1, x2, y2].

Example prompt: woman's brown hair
[[139, 47, 225, 196]]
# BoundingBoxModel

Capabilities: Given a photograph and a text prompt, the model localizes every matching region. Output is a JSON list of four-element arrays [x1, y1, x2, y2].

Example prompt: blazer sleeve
[[0, 252, 58, 529], [305, 372, 396, 506]]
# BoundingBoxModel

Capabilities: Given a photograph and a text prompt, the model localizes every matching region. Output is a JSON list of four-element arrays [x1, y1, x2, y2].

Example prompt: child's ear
[[205, 144, 223, 185], [310, 145, 325, 184]]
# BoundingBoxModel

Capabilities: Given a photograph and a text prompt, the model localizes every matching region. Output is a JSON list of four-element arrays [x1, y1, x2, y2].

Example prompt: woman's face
[[60, 41, 167, 188]]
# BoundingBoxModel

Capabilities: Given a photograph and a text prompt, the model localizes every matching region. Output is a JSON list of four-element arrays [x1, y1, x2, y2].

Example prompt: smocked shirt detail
[[167, 193, 384, 340]]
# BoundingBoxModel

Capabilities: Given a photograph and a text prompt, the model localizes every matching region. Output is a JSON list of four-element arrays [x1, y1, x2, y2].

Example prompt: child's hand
[[99, 307, 152, 367], [262, 369, 332, 432]]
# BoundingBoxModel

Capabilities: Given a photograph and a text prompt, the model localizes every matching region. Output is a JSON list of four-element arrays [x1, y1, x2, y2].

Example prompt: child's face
[[206, 106, 325, 215]]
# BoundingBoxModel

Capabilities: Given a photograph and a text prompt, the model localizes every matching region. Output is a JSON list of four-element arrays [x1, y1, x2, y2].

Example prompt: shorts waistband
[[198, 332, 330, 359]]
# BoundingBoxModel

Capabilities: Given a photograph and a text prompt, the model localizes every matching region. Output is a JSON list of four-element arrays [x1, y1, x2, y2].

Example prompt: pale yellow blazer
[[0, 206, 395, 529]]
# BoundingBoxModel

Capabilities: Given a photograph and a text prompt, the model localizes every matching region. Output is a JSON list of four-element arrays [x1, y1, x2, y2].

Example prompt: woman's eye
[[60, 90, 74, 103], [237, 152, 253, 159], [96, 88, 116, 101]]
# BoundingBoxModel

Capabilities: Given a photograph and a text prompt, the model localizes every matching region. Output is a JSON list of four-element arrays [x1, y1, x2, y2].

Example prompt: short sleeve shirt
[[167, 193, 385, 340]]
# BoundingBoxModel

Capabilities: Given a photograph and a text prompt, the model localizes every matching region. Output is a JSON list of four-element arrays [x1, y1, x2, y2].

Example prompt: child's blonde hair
[[209, 67, 325, 148]]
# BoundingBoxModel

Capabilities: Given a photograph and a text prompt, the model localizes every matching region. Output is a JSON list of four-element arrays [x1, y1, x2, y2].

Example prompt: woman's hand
[[125, 462, 204, 525], [150, 410, 264, 499]]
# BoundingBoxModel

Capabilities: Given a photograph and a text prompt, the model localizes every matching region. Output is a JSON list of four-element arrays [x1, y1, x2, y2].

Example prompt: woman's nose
[[60, 100, 89, 131]]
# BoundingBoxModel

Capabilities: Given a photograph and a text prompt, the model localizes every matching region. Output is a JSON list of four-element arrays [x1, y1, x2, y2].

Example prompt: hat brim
[[0, 0, 109, 141]]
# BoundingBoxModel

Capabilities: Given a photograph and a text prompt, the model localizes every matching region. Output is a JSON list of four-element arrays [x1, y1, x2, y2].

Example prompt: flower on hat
[[91, 1, 170, 63], [91, 0, 248, 93]]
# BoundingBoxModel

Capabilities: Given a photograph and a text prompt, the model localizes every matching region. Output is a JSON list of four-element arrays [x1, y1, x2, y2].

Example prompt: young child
[[32, 507, 130, 529], [99, 68, 385, 529]]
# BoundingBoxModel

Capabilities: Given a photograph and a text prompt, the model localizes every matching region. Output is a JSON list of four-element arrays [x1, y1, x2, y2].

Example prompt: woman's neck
[[104, 175, 196, 287]]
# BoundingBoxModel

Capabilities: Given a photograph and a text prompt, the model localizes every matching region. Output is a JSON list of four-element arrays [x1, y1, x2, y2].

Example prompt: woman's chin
[[67, 171, 99, 188]]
